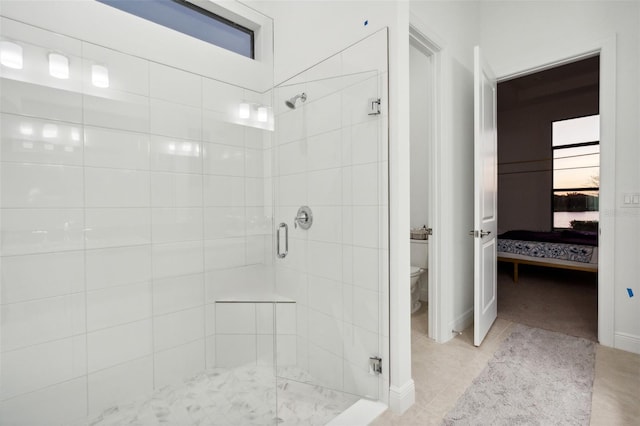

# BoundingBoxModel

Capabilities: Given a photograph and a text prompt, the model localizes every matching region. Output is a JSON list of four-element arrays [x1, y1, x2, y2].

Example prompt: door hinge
[[367, 98, 381, 115], [369, 356, 382, 375]]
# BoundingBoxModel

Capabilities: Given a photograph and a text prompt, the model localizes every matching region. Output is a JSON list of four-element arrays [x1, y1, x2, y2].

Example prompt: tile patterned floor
[[79, 366, 358, 426]]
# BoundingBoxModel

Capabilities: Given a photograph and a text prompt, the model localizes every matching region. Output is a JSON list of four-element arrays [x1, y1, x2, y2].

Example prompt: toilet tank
[[410, 239, 429, 269]]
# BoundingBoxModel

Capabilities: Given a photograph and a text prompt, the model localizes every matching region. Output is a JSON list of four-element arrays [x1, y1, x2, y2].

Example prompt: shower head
[[285, 92, 307, 109]]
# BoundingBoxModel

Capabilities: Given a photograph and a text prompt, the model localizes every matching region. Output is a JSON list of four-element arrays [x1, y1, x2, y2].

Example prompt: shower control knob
[[294, 206, 313, 230]]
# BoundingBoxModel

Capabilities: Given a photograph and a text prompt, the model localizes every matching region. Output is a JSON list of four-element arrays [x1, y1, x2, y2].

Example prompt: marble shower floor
[[79, 366, 359, 426]]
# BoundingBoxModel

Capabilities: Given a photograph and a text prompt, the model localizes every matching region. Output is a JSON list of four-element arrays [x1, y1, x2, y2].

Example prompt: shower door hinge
[[368, 98, 381, 115], [369, 356, 382, 375]]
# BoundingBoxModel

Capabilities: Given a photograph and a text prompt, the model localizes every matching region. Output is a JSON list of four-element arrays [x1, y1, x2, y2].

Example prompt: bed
[[497, 230, 598, 282]]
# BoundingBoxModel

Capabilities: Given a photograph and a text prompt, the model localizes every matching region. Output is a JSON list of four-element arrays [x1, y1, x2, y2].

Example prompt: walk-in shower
[[0, 6, 389, 423]]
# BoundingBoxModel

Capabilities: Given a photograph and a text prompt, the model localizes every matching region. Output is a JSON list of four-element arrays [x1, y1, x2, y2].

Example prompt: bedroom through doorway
[[496, 56, 600, 342]]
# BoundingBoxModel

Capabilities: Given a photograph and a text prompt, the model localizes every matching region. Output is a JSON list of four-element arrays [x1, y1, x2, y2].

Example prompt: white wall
[[410, 1, 481, 338], [409, 43, 430, 230], [0, 2, 274, 423], [480, 0, 640, 353]]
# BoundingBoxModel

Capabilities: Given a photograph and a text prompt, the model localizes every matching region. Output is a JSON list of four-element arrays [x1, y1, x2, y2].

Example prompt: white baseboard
[[450, 307, 473, 334], [614, 332, 640, 355], [388, 379, 415, 414], [326, 399, 388, 426]]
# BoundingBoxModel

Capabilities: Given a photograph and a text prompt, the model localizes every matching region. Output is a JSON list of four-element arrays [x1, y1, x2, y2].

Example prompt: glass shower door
[[272, 29, 389, 422]]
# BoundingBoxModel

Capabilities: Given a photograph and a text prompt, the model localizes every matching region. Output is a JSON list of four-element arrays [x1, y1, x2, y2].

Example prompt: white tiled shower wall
[[273, 30, 389, 400], [0, 18, 273, 424]]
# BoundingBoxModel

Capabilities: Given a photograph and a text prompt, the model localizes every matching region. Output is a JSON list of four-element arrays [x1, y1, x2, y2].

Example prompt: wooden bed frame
[[498, 256, 598, 283]]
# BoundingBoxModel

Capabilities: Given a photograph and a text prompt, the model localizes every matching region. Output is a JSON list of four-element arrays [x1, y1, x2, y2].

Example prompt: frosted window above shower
[[97, 0, 255, 59]]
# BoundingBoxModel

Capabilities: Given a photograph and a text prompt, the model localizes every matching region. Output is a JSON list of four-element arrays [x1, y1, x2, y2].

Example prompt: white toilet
[[410, 239, 428, 314]]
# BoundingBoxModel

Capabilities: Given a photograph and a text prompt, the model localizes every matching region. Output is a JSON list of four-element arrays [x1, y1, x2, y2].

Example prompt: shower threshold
[[78, 365, 360, 425]]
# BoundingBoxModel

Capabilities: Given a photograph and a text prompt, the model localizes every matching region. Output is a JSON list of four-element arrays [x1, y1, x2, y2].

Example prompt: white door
[[473, 46, 498, 347]]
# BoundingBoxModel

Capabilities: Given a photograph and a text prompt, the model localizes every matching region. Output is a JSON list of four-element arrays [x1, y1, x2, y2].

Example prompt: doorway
[[408, 27, 441, 341], [495, 56, 600, 341]]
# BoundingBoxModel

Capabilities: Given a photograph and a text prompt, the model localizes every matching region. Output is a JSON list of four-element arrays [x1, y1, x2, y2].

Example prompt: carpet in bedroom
[[497, 263, 597, 341], [442, 324, 596, 425]]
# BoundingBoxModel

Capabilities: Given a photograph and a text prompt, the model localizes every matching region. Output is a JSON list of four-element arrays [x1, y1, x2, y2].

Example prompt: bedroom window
[[552, 115, 600, 230]]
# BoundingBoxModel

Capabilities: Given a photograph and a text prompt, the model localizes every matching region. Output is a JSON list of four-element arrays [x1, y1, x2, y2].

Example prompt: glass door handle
[[277, 222, 288, 258]]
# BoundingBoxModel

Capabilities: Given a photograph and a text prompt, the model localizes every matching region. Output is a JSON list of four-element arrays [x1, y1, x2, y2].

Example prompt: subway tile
[[0, 208, 84, 255], [154, 339, 205, 388], [1, 251, 84, 304], [82, 42, 149, 96], [307, 240, 342, 282], [153, 273, 204, 316], [351, 120, 379, 165], [308, 309, 343, 357], [245, 207, 271, 236], [84, 126, 150, 170], [84, 91, 149, 133], [1, 79, 82, 123], [151, 171, 203, 207], [202, 111, 245, 146], [1, 163, 83, 208], [352, 205, 379, 248], [277, 139, 307, 175], [0, 114, 83, 166], [203, 142, 245, 176], [152, 240, 203, 279], [245, 178, 263, 207], [215, 302, 255, 335], [257, 334, 274, 366], [204, 237, 245, 270], [202, 77, 243, 114], [245, 235, 265, 265], [353, 246, 380, 291], [277, 174, 307, 207], [276, 107, 304, 145], [150, 62, 201, 107], [0, 377, 87, 426], [85, 168, 150, 208], [275, 303, 297, 335], [256, 303, 274, 335], [215, 334, 256, 368], [85, 245, 152, 290], [205, 303, 216, 336], [276, 335, 297, 367], [308, 168, 342, 205], [203, 175, 244, 206], [1, 293, 85, 351], [352, 286, 379, 333], [151, 207, 203, 244], [149, 135, 202, 174], [204, 207, 245, 239], [245, 126, 265, 150], [150, 99, 201, 141], [245, 148, 263, 178], [307, 206, 342, 244], [153, 306, 205, 352], [308, 275, 343, 318], [307, 129, 342, 171], [86, 281, 152, 331], [205, 335, 216, 368], [308, 345, 343, 390], [352, 163, 379, 205], [85, 208, 150, 249], [87, 356, 153, 417], [0, 335, 86, 400], [341, 75, 379, 127], [87, 319, 152, 372], [305, 92, 341, 137]]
